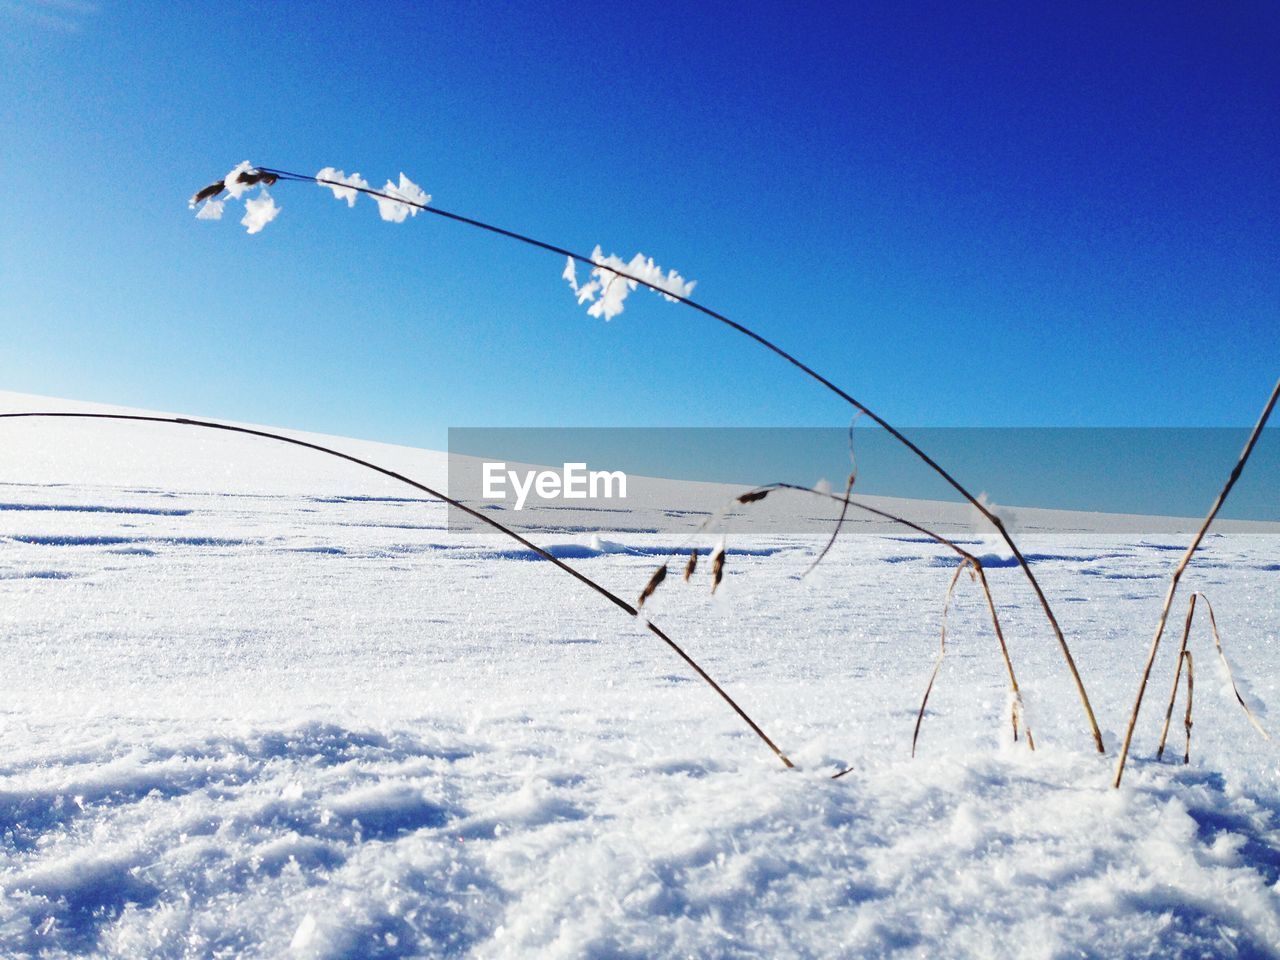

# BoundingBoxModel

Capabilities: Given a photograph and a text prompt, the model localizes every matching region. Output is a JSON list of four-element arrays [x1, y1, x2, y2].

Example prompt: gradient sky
[[2, 1, 1277, 451]]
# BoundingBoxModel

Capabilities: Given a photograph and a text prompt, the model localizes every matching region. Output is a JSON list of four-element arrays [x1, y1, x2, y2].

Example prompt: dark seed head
[[711, 548, 726, 594], [682, 549, 698, 581], [737, 489, 770, 504], [637, 563, 668, 608], [189, 180, 226, 206]]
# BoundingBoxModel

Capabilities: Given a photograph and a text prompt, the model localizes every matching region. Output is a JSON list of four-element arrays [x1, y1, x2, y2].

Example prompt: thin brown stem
[[0, 411, 793, 769], [724, 482, 1033, 776], [912, 559, 971, 758], [1182, 651, 1194, 765], [1157, 595, 1197, 759], [1113, 377, 1280, 787], [973, 564, 1035, 752]]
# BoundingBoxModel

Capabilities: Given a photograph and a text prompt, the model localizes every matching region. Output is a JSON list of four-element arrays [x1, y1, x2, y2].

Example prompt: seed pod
[[737, 489, 770, 504], [682, 549, 698, 581], [711, 547, 726, 594], [189, 180, 226, 207], [637, 563, 668, 608]]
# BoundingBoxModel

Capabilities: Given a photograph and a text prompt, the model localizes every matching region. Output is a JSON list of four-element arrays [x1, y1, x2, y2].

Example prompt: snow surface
[[1, 391, 1278, 959]]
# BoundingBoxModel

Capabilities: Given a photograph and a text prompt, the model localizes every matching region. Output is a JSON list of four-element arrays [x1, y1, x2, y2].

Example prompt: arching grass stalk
[[1113, 376, 1280, 787], [236, 164, 1104, 753], [1156, 592, 1269, 761], [0, 411, 793, 769], [651, 481, 1034, 775], [913, 559, 974, 758]]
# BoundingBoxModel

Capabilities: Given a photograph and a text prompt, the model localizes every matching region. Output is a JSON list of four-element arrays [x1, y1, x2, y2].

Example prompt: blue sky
[[2, 1, 1277, 451]]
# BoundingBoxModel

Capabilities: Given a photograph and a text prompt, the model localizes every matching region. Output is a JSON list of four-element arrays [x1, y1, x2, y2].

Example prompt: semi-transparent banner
[[447, 427, 1280, 536]]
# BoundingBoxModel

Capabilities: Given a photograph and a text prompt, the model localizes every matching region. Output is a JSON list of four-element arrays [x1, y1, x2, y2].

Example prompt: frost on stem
[[563, 247, 695, 320], [315, 167, 370, 208], [189, 160, 280, 234], [313, 167, 430, 221], [192, 162, 432, 234], [373, 173, 431, 222]]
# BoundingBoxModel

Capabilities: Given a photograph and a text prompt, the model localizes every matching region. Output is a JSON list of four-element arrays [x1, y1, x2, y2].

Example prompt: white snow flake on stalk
[[316, 167, 370, 208], [195, 200, 224, 221], [222, 160, 258, 200], [563, 246, 695, 320], [373, 173, 430, 223], [241, 191, 280, 235], [191, 161, 280, 233]]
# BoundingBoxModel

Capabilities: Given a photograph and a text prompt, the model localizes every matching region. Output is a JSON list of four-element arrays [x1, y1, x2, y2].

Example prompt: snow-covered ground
[[1, 391, 1277, 959]]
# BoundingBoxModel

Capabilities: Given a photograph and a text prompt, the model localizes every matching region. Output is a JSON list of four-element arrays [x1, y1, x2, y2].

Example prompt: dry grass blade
[[716, 482, 1034, 777], [973, 563, 1035, 751], [1114, 376, 1280, 787], [912, 559, 972, 758], [637, 563, 668, 609], [1182, 650, 1194, 764], [801, 418, 861, 579], [1157, 595, 1197, 759], [253, 164, 1105, 754], [682, 549, 698, 582], [1157, 592, 1267, 761], [0, 411, 795, 770], [801, 469, 855, 579], [1196, 592, 1270, 741]]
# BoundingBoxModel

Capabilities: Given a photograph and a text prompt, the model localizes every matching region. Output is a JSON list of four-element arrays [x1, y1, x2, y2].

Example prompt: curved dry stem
[[738, 483, 1036, 766], [1196, 592, 1270, 742], [1114, 377, 1280, 787], [1157, 592, 1269, 760], [800, 417, 862, 579], [801, 468, 856, 579], [249, 165, 1103, 753], [0, 411, 793, 769], [718, 482, 1034, 776], [912, 559, 972, 757]]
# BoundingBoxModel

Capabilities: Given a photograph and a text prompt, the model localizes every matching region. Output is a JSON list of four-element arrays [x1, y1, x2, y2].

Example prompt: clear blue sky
[[2, 1, 1277, 449]]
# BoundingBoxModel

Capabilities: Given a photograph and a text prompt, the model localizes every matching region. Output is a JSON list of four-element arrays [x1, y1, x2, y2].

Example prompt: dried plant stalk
[[0, 411, 794, 769], [1195, 593, 1270, 741], [1181, 651, 1194, 765], [1157, 592, 1269, 760], [1114, 377, 1279, 787], [254, 164, 1106, 754], [1156, 596, 1197, 759], [719, 482, 1033, 779], [912, 559, 972, 757]]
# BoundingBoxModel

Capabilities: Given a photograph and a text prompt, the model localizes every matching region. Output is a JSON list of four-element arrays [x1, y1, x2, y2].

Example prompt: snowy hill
[[1, 392, 1278, 958]]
